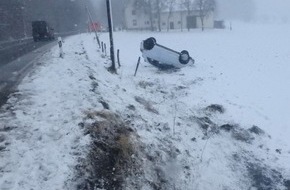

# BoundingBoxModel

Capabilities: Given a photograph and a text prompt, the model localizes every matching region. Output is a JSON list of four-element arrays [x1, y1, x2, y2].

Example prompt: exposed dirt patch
[[134, 96, 159, 114], [138, 81, 154, 89], [248, 125, 265, 135], [231, 127, 255, 144], [246, 162, 284, 190], [192, 116, 219, 136], [0, 125, 17, 132], [232, 152, 288, 190], [0, 85, 16, 108], [98, 100, 110, 110], [126, 104, 136, 111], [194, 116, 256, 143], [284, 179, 290, 190], [220, 124, 236, 132], [74, 110, 143, 190], [0, 134, 5, 143], [205, 104, 225, 114]]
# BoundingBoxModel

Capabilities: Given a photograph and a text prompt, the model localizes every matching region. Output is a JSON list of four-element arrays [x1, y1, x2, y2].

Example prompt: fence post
[[134, 57, 141, 76], [58, 37, 63, 58], [117, 49, 121, 67]]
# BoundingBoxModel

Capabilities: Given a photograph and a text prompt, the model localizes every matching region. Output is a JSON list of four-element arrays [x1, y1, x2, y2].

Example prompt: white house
[[124, 1, 215, 31]]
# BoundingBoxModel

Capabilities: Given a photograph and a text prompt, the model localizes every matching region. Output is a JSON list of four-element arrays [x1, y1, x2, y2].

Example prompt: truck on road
[[32, 21, 55, 42]]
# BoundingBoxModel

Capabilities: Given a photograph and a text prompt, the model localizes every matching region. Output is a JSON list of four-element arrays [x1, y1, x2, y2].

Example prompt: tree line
[[92, 0, 215, 31], [0, 0, 255, 41], [132, 0, 215, 31], [96, 0, 256, 31], [90, 0, 215, 32]]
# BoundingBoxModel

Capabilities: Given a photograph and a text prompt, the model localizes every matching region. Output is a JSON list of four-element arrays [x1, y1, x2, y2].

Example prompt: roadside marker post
[[117, 49, 121, 67], [104, 43, 107, 56], [58, 37, 63, 58]]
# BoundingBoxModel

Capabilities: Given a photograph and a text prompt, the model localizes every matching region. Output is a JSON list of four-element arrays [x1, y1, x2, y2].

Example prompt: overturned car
[[140, 37, 194, 69]]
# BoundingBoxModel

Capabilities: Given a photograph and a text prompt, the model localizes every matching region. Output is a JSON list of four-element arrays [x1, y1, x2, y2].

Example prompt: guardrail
[[0, 30, 83, 49], [0, 30, 85, 66]]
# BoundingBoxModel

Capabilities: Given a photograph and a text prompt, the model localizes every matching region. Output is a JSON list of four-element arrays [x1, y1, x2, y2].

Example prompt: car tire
[[179, 50, 190, 64], [143, 37, 156, 50]]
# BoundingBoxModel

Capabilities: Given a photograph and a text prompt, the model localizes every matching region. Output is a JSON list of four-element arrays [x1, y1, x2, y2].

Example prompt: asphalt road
[[0, 40, 57, 107]]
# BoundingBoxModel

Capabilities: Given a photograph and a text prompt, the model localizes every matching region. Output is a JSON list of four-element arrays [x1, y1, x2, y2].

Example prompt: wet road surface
[[0, 40, 56, 107]]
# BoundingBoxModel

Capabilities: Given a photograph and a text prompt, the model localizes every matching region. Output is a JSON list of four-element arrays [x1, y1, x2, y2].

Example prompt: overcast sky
[[254, 0, 290, 23], [255, 0, 290, 15], [217, 0, 290, 22]]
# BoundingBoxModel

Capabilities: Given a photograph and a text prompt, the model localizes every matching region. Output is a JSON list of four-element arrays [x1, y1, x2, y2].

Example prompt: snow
[[1, 22, 290, 189]]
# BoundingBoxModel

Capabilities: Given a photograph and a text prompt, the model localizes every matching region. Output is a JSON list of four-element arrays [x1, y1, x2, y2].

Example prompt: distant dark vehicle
[[32, 21, 55, 42]]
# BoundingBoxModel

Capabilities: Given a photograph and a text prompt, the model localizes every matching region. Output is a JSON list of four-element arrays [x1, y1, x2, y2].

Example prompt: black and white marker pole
[[58, 37, 63, 58]]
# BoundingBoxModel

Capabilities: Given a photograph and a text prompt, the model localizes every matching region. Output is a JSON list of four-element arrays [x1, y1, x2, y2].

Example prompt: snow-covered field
[[0, 23, 290, 190]]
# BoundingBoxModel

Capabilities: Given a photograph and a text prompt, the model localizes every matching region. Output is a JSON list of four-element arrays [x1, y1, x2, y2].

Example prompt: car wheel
[[143, 37, 156, 50], [179, 50, 190, 64]]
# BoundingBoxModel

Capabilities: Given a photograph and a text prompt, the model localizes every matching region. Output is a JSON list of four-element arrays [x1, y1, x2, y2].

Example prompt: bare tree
[[180, 0, 194, 31], [134, 0, 168, 31], [133, 0, 154, 31], [166, 0, 176, 31], [106, 0, 131, 30], [155, 0, 166, 32], [120, 0, 131, 30], [182, 0, 194, 15], [194, 0, 216, 31]]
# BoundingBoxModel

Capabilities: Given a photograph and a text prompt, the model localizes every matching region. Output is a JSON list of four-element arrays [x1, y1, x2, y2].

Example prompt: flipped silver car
[[140, 37, 194, 69]]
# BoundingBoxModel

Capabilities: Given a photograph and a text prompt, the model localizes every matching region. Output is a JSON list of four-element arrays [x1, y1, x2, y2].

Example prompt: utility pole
[[106, 0, 116, 73], [86, 6, 100, 48]]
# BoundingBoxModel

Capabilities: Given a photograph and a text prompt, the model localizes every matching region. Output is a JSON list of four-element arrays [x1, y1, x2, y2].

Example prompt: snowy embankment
[[0, 23, 290, 190]]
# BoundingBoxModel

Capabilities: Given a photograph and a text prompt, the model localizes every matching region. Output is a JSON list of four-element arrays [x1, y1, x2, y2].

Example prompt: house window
[[162, 22, 166, 26], [133, 19, 137, 26], [145, 21, 150, 25], [178, 21, 182, 25], [132, 10, 136, 15]]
